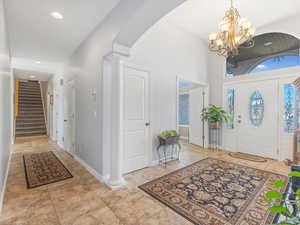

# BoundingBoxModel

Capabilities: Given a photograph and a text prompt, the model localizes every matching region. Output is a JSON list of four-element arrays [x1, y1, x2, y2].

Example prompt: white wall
[[207, 51, 226, 106], [65, 3, 207, 175], [128, 19, 208, 155], [0, 0, 11, 210]]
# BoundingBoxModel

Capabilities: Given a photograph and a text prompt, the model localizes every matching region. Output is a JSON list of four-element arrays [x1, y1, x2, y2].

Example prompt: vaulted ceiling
[[4, 0, 300, 65], [4, 0, 120, 62]]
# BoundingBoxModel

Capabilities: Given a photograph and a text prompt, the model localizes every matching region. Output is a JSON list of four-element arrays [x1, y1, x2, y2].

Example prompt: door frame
[[223, 67, 300, 160], [176, 76, 209, 148], [121, 62, 152, 173], [63, 79, 76, 154]]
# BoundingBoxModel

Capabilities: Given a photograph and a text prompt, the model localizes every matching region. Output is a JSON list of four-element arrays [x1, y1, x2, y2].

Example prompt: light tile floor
[[0, 136, 290, 225]]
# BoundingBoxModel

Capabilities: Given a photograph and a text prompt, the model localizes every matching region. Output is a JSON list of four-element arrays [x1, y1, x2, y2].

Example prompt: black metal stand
[[157, 137, 181, 167], [209, 127, 222, 150]]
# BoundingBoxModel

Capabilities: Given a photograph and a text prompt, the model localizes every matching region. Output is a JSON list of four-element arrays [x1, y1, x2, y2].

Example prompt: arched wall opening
[[226, 32, 300, 77]]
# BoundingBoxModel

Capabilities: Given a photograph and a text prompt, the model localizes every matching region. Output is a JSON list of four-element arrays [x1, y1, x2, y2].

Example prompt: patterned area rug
[[23, 151, 73, 189], [139, 158, 287, 225], [229, 152, 268, 163]]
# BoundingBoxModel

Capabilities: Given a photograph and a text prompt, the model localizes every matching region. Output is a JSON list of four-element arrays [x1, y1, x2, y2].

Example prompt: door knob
[[145, 122, 150, 126]]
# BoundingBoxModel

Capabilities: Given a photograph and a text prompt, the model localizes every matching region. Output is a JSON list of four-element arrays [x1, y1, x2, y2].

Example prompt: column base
[[106, 176, 127, 190]]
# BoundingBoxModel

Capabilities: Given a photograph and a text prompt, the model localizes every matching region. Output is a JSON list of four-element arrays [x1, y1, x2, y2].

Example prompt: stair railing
[[15, 78, 19, 117], [40, 81, 48, 136]]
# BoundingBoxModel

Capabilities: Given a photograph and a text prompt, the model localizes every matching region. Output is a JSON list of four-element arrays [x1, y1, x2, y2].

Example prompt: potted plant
[[201, 105, 233, 128], [261, 171, 300, 224], [158, 130, 180, 145]]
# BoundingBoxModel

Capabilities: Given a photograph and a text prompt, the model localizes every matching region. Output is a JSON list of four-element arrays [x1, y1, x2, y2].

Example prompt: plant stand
[[157, 136, 181, 167], [209, 127, 222, 150]]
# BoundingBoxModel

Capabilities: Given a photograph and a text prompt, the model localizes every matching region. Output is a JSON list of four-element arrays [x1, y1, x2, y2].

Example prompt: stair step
[[18, 100, 42, 104], [16, 119, 45, 123], [19, 101, 43, 107], [19, 88, 41, 91], [19, 106, 43, 109], [16, 125, 46, 130], [19, 111, 44, 115], [19, 84, 40, 87], [20, 82, 40, 86], [19, 93, 41, 97], [16, 122, 46, 127], [15, 130, 47, 137], [17, 114, 45, 120], [19, 95, 41, 98]]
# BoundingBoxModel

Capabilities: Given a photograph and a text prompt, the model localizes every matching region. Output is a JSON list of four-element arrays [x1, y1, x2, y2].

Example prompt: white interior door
[[123, 66, 150, 174], [63, 80, 76, 153], [236, 80, 278, 159], [189, 88, 205, 147]]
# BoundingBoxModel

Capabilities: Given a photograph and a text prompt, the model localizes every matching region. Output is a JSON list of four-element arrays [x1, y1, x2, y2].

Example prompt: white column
[[107, 54, 126, 188]]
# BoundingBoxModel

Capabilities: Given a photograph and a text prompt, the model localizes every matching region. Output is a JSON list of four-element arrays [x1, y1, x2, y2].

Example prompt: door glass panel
[[179, 94, 189, 125], [284, 84, 296, 133], [227, 89, 234, 129], [249, 91, 264, 127]]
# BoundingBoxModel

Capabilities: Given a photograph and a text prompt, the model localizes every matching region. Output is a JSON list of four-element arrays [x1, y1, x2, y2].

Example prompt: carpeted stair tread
[[16, 81, 47, 137]]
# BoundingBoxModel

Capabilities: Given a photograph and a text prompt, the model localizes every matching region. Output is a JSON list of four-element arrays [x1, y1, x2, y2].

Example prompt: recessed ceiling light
[[35, 61, 41, 64], [29, 75, 36, 79], [51, 12, 63, 20], [264, 42, 273, 47]]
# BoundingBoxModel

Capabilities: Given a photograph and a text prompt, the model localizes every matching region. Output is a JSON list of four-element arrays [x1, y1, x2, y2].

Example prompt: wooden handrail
[[15, 79, 19, 117]]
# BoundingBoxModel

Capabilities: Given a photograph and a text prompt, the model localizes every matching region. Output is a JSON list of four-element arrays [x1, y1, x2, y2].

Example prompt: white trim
[[180, 136, 188, 140], [113, 43, 131, 57], [178, 125, 190, 128], [0, 152, 11, 213], [224, 66, 300, 85], [176, 76, 209, 148], [70, 152, 126, 190]]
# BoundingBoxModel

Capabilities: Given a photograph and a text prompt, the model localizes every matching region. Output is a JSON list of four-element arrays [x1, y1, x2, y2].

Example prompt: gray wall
[[208, 52, 226, 106], [0, 0, 12, 205], [64, 0, 145, 174]]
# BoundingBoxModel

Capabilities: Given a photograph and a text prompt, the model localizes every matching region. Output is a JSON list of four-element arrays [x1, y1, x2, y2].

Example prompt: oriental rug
[[23, 151, 73, 189], [139, 158, 287, 225]]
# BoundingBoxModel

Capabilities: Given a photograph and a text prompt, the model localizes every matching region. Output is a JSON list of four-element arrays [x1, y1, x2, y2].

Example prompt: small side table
[[157, 136, 181, 167]]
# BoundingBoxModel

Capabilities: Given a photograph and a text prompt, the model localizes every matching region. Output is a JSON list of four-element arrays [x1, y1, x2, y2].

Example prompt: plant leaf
[[268, 180, 286, 188], [265, 190, 282, 199], [268, 206, 291, 217], [288, 171, 300, 177]]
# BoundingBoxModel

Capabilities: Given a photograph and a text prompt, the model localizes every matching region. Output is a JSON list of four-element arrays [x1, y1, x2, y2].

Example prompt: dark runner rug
[[139, 158, 287, 225], [23, 151, 73, 189], [229, 152, 268, 163]]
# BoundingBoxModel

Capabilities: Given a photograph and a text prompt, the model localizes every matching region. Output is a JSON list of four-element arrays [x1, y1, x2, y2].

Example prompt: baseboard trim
[[70, 152, 106, 182], [0, 152, 12, 214], [69, 152, 125, 190]]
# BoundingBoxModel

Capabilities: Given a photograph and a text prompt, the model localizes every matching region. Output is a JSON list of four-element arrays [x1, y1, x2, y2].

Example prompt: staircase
[[15, 81, 47, 137]]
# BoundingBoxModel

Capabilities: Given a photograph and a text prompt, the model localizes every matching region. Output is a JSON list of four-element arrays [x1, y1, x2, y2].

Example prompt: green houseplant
[[201, 105, 233, 128], [159, 130, 180, 144], [261, 171, 300, 224]]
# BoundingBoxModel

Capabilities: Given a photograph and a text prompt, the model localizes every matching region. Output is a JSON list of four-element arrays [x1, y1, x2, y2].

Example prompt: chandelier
[[209, 0, 256, 57]]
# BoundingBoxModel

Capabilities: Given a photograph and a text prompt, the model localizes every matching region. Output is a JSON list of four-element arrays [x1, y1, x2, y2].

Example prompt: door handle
[[64, 120, 68, 122], [145, 122, 150, 126]]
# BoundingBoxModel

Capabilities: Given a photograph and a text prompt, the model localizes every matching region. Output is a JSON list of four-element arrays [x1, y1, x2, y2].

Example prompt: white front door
[[63, 80, 76, 153], [123, 66, 150, 174], [235, 80, 278, 159], [189, 88, 205, 147]]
